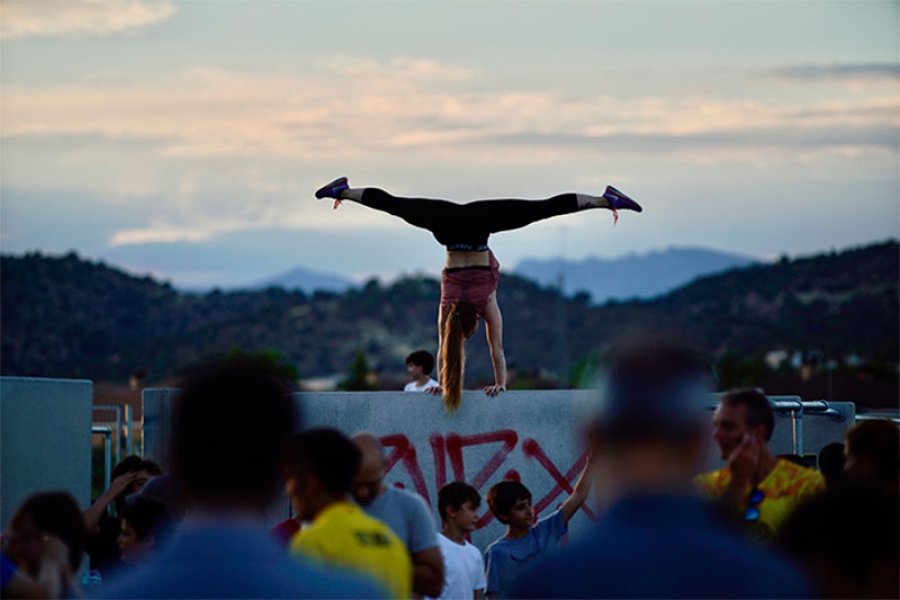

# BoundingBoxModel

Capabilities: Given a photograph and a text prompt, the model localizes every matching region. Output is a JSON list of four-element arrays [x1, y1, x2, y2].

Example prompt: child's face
[[504, 497, 534, 530], [448, 500, 480, 533], [117, 519, 154, 565], [407, 363, 424, 380]]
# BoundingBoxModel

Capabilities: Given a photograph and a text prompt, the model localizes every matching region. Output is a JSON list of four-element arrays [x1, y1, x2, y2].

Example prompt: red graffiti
[[445, 430, 518, 489], [380, 434, 431, 505], [429, 433, 447, 490], [379, 430, 593, 529], [522, 438, 597, 521]]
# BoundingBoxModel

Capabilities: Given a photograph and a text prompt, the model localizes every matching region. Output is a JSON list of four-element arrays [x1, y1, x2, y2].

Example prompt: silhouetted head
[[9, 491, 84, 574], [778, 485, 899, 599], [844, 419, 899, 493], [593, 335, 714, 446], [818, 442, 846, 490], [171, 356, 299, 510], [440, 301, 478, 412], [283, 428, 361, 521]]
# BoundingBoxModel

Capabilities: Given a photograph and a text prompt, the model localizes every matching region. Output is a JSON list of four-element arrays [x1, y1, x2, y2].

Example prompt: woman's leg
[[345, 188, 462, 232], [316, 177, 641, 237], [465, 188, 641, 234], [315, 177, 461, 233]]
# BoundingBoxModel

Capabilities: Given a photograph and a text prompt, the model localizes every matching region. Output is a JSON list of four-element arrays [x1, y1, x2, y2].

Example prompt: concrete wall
[[142, 389, 854, 551], [0, 377, 93, 530]]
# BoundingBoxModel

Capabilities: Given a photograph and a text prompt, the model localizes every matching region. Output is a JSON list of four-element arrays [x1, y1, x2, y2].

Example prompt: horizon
[[5, 237, 896, 293], [1, 1, 898, 288]]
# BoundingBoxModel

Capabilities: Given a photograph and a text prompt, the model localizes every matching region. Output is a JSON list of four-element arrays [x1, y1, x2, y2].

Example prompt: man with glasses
[[351, 432, 444, 598], [695, 388, 825, 542]]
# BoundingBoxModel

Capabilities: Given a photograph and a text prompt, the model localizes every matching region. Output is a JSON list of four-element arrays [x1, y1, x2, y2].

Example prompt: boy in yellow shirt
[[285, 428, 412, 598]]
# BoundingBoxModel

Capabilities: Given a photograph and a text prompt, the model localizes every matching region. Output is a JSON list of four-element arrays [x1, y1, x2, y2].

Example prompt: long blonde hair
[[440, 301, 477, 412]]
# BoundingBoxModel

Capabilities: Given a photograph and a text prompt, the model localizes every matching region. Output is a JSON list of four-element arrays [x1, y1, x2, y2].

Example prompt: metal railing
[[92, 426, 113, 492]]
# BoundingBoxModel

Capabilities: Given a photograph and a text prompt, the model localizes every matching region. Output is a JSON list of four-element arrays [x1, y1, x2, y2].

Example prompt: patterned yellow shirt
[[290, 501, 412, 599], [694, 458, 825, 541]]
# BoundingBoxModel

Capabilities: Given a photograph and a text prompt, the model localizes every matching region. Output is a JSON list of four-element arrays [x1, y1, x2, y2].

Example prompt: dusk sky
[[2, 0, 898, 288]]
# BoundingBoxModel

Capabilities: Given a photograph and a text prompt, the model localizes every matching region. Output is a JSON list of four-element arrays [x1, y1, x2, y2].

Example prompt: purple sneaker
[[315, 176, 349, 200], [603, 186, 642, 213]]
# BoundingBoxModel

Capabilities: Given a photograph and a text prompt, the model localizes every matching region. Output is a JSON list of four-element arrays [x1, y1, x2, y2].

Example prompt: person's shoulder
[[484, 535, 510, 555], [694, 467, 727, 494], [463, 539, 484, 559], [777, 458, 822, 479], [404, 382, 416, 391], [387, 485, 431, 510], [774, 459, 826, 494]]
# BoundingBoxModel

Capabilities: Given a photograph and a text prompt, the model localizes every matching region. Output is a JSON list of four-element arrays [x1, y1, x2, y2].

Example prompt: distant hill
[[2, 241, 897, 408], [515, 246, 761, 303], [239, 265, 356, 294]]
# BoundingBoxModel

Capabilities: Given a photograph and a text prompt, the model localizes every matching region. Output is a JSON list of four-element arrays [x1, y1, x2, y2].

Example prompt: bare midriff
[[445, 250, 490, 269]]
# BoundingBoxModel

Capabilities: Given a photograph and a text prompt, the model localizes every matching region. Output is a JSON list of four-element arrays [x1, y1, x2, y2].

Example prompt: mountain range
[[514, 247, 761, 303], [1, 240, 897, 408], [241, 265, 356, 294], [233, 246, 761, 301]]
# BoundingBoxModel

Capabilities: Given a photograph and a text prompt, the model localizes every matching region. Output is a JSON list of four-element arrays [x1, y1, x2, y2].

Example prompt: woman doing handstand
[[314, 177, 643, 411]]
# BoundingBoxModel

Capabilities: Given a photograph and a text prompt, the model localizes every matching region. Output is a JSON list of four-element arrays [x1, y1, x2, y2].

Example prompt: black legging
[[359, 188, 580, 249]]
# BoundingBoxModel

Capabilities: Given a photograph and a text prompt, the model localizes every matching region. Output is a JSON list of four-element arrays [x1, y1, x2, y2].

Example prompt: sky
[[1, 0, 898, 289]]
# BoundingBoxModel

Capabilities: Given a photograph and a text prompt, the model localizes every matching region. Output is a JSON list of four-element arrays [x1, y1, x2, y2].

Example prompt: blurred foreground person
[[843, 418, 899, 496], [695, 388, 824, 541], [100, 358, 382, 599], [511, 337, 813, 599], [817, 442, 846, 490], [3, 491, 84, 598], [285, 428, 411, 598], [778, 484, 899, 598]]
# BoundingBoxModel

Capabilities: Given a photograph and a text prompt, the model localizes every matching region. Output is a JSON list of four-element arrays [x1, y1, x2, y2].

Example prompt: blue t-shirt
[[1, 554, 16, 589], [484, 508, 566, 598]]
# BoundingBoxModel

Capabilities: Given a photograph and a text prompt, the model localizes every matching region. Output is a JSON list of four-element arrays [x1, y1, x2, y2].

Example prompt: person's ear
[[144, 533, 156, 549], [445, 505, 459, 519]]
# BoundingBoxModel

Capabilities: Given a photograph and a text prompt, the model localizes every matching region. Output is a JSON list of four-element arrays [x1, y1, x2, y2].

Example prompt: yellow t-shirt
[[290, 501, 412, 599], [694, 458, 825, 541]]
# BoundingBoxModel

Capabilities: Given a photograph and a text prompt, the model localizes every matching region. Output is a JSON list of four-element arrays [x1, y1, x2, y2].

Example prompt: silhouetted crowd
[[2, 338, 898, 599]]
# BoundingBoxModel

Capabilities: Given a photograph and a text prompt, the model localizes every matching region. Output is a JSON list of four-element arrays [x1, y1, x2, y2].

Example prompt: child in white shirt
[[429, 481, 486, 600]]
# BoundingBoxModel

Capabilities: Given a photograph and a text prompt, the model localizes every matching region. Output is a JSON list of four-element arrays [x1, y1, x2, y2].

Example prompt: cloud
[[762, 63, 899, 84], [1, 0, 178, 40], [3, 62, 896, 161], [3, 57, 897, 248]]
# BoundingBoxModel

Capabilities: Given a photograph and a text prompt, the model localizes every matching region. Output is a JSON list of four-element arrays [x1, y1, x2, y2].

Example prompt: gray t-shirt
[[362, 486, 439, 554]]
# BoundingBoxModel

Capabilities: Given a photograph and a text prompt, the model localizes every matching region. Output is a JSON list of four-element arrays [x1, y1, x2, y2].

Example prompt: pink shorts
[[440, 250, 501, 318]]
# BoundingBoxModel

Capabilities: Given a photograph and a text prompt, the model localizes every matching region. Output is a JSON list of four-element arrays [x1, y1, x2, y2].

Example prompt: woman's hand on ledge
[[483, 384, 506, 397]]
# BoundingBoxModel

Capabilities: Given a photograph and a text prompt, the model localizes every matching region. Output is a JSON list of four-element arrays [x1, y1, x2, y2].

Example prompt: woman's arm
[[482, 293, 506, 396]]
